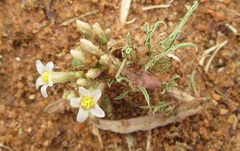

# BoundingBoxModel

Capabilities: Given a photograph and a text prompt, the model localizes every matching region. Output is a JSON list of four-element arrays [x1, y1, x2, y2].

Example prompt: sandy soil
[[0, 0, 240, 150]]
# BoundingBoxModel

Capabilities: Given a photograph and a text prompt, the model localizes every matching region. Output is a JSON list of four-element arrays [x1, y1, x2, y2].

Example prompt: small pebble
[[27, 127, 33, 133], [203, 119, 209, 127], [228, 114, 237, 124], [212, 93, 221, 101], [15, 57, 21, 61], [215, 130, 222, 136], [17, 82, 24, 89], [192, 131, 199, 139], [220, 108, 228, 115], [0, 54, 3, 59], [2, 32, 8, 37], [28, 94, 36, 100], [25, 112, 31, 117]]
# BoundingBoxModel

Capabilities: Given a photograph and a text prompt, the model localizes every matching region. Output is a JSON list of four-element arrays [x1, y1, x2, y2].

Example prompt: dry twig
[[90, 98, 213, 133], [60, 10, 99, 26]]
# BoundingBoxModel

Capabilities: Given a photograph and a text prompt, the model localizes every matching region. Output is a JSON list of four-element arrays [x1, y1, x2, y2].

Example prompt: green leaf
[[147, 42, 197, 72], [139, 105, 150, 109], [171, 42, 197, 51], [116, 76, 125, 83], [143, 22, 150, 32], [126, 32, 131, 45], [157, 1, 198, 49], [162, 74, 180, 94], [72, 59, 79, 68], [107, 79, 114, 88], [146, 1, 199, 72], [155, 62, 171, 73], [152, 21, 166, 31], [143, 21, 166, 51], [138, 85, 151, 109], [140, 102, 172, 114], [152, 102, 170, 113], [157, 43, 197, 61], [114, 90, 130, 100]]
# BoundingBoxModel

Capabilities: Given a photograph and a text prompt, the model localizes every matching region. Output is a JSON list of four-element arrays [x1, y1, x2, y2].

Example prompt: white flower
[[36, 60, 54, 98], [70, 87, 105, 123]]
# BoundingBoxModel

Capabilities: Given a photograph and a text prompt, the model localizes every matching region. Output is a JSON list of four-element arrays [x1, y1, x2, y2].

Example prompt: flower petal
[[89, 104, 105, 118], [70, 97, 81, 108], [36, 77, 45, 89], [78, 87, 90, 96], [77, 108, 89, 123], [46, 62, 54, 71], [48, 76, 54, 87], [91, 90, 102, 103], [36, 60, 46, 75], [40, 85, 49, 98]]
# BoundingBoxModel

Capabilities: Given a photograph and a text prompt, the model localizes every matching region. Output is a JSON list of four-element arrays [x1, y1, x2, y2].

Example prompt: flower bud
[[104, 28, 111, 41], [77, 78, 90, 86], [67, 92, 76, 101], [92, 23, 108, 44], [76, 20, 93, 37], [99, 54, 111, 65], [51, 72, 75, 83], [86, 68, 102, 79], [80, 39, 104, 56], [70, 50, 86, 63]]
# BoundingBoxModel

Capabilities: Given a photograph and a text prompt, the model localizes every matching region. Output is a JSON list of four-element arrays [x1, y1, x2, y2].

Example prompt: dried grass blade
[[204, 40, 228, 73], [60, 10, 99, 26], [120, 0, 131, 24]]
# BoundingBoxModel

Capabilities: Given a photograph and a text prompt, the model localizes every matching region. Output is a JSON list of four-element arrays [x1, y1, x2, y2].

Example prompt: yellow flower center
[[41, 72, 50, 83], [81, 96, 94, 109]]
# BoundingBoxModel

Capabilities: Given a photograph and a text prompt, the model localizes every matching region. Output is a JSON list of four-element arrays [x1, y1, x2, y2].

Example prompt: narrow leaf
[[114, 90, 130, 100], [126, 32, 131, 45], [138, 85, 150, 108]]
